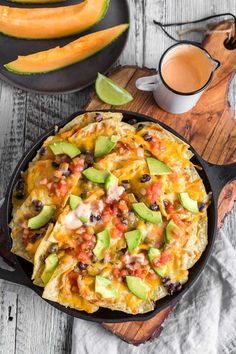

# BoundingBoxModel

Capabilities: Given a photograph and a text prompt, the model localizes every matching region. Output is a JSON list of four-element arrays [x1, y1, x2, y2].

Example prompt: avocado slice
[[164, 219, 179, 244], [147, 157, 171, 175], [41, 253, 59, 285], [78, 216, 89, 224], [94, 136, 119, 158], [28, 205, 54, 230], [69, 195, 82, 210], [148, 247, 167, 277], [125, 230, 142, 253], [179, 192, 199, 213], [126, 276, 150, 300], [104, 171, 118, 192], [132, 202, 162, 224], [95, 276, 117, 299], [49, 141, 81, 159], [93, 229, 110, 260], [82, 167, 108, 183]]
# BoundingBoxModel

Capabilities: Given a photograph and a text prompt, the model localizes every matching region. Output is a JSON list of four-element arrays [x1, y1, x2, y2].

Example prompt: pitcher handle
[[136, 74, 160, 92]]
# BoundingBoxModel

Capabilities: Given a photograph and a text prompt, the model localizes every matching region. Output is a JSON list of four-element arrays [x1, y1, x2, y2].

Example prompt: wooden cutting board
[[85, 21, 236, 345]]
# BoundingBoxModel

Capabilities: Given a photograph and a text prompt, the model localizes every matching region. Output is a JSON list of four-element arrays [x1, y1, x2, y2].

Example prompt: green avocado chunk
[[94, 135, 118, 158], [146, 157, 171, 175], [49, 141, 81, 159], [28, 205, 54, 230], [164, 219, 178, 244], [104, 171, 118, 192], [69, 195, 82, 210], [179, 192, 199, 213], [95, 276, 117, 299], [82, 167, 108, 183], [41, 253, 59, 285], [93, 229, 110, 261], [126, 276, 150, 300], [148, 247, 167, 277], [125, 230, 142, 253], [132, 202, 162, 224]]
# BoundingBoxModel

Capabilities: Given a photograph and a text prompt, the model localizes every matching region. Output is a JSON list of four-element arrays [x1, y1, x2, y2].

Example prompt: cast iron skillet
[[0, 0, 129, 94], [0, 110, 235, 323]]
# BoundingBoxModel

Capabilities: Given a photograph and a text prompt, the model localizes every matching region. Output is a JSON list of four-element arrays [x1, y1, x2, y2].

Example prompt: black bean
[[167, 283, 175, 295], [39, 147, 47, 156], [78, 262, 87, 270], [15, 191, 25, 200], [52, 161, 60, 169], [84, 152, 94, 167], [140, 174, 151, 183], [32, 199, 43, 211], [136, 123, 144, 131], [198, 202, 206, 211], [121, 218, 128, 225], [128, 118, 137, 125], [167, 282, 182, 295], [48, 243, 58, 254], [30, 233, 43, 244], [90, 214, 101, 223], [15, 178, 24, 192], [163, 200, 169, 207], [162, 277, 170, 285], [176, 283, 183, 292], [143, 132, 152, 141], [150, 202, 159, 211], [95, 113, 103, 122]]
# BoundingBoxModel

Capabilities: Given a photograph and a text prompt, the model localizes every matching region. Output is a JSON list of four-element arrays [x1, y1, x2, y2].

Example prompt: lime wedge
[[95, 73, 133, 106]]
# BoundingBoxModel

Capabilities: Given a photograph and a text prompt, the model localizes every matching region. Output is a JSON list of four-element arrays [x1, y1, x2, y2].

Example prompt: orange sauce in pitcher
[[161, 44, 215, 93]]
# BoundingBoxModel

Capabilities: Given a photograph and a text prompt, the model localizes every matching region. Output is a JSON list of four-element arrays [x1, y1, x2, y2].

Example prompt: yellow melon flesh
[[8, 0, 65, 3], [0, 0, 109, 39], [4, 24, 129, 74]]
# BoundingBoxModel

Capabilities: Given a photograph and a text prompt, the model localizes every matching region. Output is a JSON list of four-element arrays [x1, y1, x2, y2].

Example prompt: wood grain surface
[[0, 0, 236, 353]]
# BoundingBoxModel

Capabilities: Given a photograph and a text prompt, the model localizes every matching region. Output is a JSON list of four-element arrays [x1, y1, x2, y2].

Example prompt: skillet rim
[[1, 109, 218, 323]]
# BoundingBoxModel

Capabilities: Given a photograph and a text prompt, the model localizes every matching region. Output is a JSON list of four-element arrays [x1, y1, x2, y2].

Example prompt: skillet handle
[[202, 161, 236, 201], [0, 200, 29, 286]]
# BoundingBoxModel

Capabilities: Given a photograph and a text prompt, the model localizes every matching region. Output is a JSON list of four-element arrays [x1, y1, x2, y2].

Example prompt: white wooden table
[[0, 1, 235, 353]]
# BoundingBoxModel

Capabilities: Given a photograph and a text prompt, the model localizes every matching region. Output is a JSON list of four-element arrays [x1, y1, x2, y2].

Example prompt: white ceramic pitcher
[[136, 42, 220, 114]]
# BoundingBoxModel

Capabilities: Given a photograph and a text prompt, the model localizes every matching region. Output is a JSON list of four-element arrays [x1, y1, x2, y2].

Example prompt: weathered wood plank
[[0, 289, 17, 354]]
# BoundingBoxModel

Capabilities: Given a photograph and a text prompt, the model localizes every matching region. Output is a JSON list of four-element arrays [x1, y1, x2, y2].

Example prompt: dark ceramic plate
[[0, 0, 129, 94]]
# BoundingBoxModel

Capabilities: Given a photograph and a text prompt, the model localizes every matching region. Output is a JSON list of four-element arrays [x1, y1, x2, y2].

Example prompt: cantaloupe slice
[[4, 24, 129, 74], [7, 0, 65, 4], [0, 0, 109, 39]]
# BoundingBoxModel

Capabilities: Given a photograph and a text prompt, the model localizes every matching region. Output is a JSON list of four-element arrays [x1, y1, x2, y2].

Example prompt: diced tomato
[[116, 222, 127, 232], [120, 269, 128, 277], [147, 182, 162, 204], [171, 214, 185, 228], [118, 200, 129, 213], [169, 170, 178, 181], [160, 250, 172, 264], [149, 137, 161, 151], [77, 251, 91, 263], [55, 180, 68, 197], [68, 271, 78, 285], [112, 268, 120, 278], [70, 157, 84, 173], [133, 268, 146, 278], [83, 233, 93, 241], [110, 227, 123, 239]]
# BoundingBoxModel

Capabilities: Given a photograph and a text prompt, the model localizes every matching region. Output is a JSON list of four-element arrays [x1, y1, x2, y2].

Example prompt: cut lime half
[[95, 73, 133, 106]]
